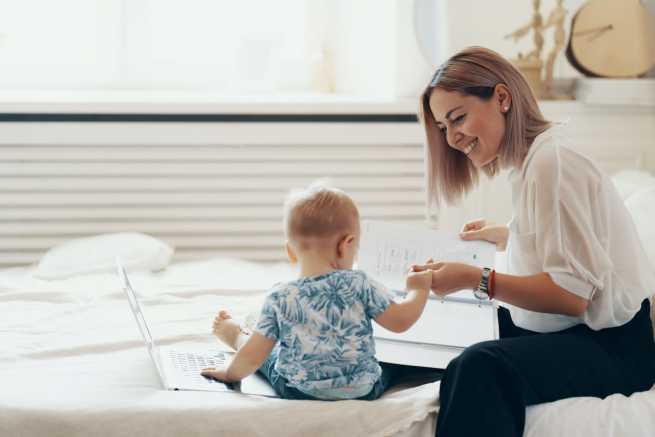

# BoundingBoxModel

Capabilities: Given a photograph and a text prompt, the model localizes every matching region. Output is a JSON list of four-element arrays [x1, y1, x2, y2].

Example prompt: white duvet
[[1, 257, 654, 437], [0, 258, 438, 437]]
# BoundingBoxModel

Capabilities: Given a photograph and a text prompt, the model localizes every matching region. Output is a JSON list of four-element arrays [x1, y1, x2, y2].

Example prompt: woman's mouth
[[463, 139, 478, 156]]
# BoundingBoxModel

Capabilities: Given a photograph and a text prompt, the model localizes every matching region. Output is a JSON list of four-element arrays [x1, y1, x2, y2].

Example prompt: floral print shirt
[[255, 269, 392, 399]]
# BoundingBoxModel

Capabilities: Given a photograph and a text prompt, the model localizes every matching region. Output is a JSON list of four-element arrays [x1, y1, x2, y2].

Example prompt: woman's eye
[[452, 114, 466, 124]]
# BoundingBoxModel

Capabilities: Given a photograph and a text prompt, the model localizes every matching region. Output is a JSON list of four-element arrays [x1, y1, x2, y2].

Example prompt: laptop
[[116, 259, 277, 397]]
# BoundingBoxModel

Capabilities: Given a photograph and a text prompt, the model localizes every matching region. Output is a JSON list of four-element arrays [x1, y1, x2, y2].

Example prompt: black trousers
[[435, 299, 655, 437]]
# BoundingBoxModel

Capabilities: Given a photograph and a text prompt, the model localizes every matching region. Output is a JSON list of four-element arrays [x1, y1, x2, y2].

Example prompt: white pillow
[[35, 232, 174, 279], [612, 170, 655, 201], [623, 186, 655, 270]]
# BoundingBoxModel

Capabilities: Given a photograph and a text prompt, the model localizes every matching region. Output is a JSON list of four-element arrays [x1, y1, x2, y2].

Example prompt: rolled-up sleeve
[[549, 272, 595, 300]]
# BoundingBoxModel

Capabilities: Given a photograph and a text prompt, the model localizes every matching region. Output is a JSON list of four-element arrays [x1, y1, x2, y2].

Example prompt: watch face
[[474, 288, 488, 300], [474, 267, 492, 300]]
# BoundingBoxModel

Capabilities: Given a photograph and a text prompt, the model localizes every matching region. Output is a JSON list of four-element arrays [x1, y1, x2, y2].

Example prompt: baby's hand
[[212, 310, 232, 337], [406, 268, 432, 292], [201, 365, 230, 383]]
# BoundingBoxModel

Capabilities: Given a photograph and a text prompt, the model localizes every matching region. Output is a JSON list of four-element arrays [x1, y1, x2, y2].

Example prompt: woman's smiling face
[[428, 86, 508, 168]]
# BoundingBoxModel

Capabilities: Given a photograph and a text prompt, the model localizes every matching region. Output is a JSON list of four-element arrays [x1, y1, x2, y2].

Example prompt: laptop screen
[[117, 262, 156, 349], [116, 259, 166, 388]]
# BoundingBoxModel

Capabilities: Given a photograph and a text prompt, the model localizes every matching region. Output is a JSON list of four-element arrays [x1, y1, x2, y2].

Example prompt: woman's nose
[[446, 129, 462, 149]]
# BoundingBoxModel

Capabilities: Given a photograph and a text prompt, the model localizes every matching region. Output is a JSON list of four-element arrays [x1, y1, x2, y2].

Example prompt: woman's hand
[[412, 261, 481, 297], [460, 218, 509, 251]]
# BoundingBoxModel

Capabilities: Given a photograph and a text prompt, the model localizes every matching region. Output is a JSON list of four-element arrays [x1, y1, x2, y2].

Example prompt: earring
[[503, 106, 509, 111]]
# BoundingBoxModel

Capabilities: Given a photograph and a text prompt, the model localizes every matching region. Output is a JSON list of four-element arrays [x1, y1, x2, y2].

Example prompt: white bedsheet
[[1, 257, 654, 437], [0, 258, 438, 437]]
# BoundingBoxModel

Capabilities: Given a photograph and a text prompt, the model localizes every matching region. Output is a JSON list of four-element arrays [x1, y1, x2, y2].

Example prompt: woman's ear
[[494, 83, 512, 113], [285, 241, 298, 264], [337, 234, 355, 258]]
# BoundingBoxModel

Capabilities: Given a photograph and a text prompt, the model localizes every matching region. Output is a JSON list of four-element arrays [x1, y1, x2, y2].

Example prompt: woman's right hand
[[459, 218, 509, 251]]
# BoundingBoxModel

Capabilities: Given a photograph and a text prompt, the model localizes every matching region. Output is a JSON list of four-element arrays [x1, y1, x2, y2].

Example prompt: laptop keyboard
[[167, 350, 228, 384]]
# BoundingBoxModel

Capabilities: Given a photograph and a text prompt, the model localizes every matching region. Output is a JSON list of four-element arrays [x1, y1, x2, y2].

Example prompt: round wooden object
[[567, 0, 655, 77]]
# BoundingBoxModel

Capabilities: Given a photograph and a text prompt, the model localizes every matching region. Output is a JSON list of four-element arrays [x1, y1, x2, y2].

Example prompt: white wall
[[330, 0, 433, 98]]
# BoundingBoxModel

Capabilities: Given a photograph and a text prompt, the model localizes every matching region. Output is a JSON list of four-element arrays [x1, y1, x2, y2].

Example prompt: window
[[0, 0, 437, 98]]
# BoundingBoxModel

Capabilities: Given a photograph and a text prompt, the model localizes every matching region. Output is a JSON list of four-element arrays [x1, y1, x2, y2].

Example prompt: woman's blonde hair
[[283, 180, 359, 249], [419, 46, 551, 209]]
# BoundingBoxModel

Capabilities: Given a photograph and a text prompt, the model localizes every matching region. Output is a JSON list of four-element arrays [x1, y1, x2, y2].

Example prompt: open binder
[[359, 221, 499, 369]]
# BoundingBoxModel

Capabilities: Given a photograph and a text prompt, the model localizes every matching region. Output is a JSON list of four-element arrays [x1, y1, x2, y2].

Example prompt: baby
[[201, 182, 432, 400]]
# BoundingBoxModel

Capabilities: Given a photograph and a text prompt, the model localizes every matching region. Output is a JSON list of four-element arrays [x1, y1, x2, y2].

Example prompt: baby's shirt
[[255, 269, 392, 400]]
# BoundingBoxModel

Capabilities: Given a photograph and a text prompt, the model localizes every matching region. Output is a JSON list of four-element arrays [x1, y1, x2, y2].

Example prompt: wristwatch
[[473, 267, 492, 300]]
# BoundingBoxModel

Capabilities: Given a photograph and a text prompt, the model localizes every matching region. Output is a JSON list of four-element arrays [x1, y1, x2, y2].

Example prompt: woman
[[413, 46, 655, 437]]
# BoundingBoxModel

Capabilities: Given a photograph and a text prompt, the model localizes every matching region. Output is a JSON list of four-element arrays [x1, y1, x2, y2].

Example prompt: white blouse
[[506, 125, 655, 332]]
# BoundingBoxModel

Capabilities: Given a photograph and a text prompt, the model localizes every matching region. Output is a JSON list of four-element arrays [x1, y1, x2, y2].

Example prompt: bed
[[0, 257, 440, 437], [2, 171, 655, 437]]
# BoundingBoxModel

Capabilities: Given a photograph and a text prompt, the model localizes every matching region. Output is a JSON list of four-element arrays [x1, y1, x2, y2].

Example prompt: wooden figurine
[[506, 0, 545, 61], [542, 0, 569, 98], [505, 0, 545, 98]]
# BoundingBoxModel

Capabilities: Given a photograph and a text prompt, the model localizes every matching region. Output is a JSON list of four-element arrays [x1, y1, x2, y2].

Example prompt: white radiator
[[0, 121, 426, 267]]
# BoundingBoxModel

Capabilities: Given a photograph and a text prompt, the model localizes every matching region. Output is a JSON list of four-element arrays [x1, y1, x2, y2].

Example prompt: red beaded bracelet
[[488, 269, 496, 300]]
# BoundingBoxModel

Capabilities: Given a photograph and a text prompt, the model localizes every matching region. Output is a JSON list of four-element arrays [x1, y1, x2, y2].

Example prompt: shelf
[[574, 78, 655, 107], [0, 90, 419, 115]]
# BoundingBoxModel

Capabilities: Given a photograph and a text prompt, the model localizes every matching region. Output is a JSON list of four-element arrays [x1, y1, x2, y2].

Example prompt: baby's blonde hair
[[283, 181, 359, 249]]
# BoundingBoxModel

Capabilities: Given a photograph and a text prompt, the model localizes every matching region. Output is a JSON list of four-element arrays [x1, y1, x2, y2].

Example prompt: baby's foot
[[212, 310, 247, 350]]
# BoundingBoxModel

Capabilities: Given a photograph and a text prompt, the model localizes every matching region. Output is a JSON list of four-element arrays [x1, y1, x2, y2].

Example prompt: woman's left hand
[[411, 261, 481, 297]]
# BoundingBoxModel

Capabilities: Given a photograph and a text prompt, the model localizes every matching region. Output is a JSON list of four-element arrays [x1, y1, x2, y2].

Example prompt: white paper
[[358, 220, 496, 293], [373, 298, 497, 347], [359, 221, 499, 368]]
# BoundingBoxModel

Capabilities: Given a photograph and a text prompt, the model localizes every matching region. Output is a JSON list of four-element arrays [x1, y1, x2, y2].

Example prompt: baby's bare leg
[[212, 310, 250, 350]]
